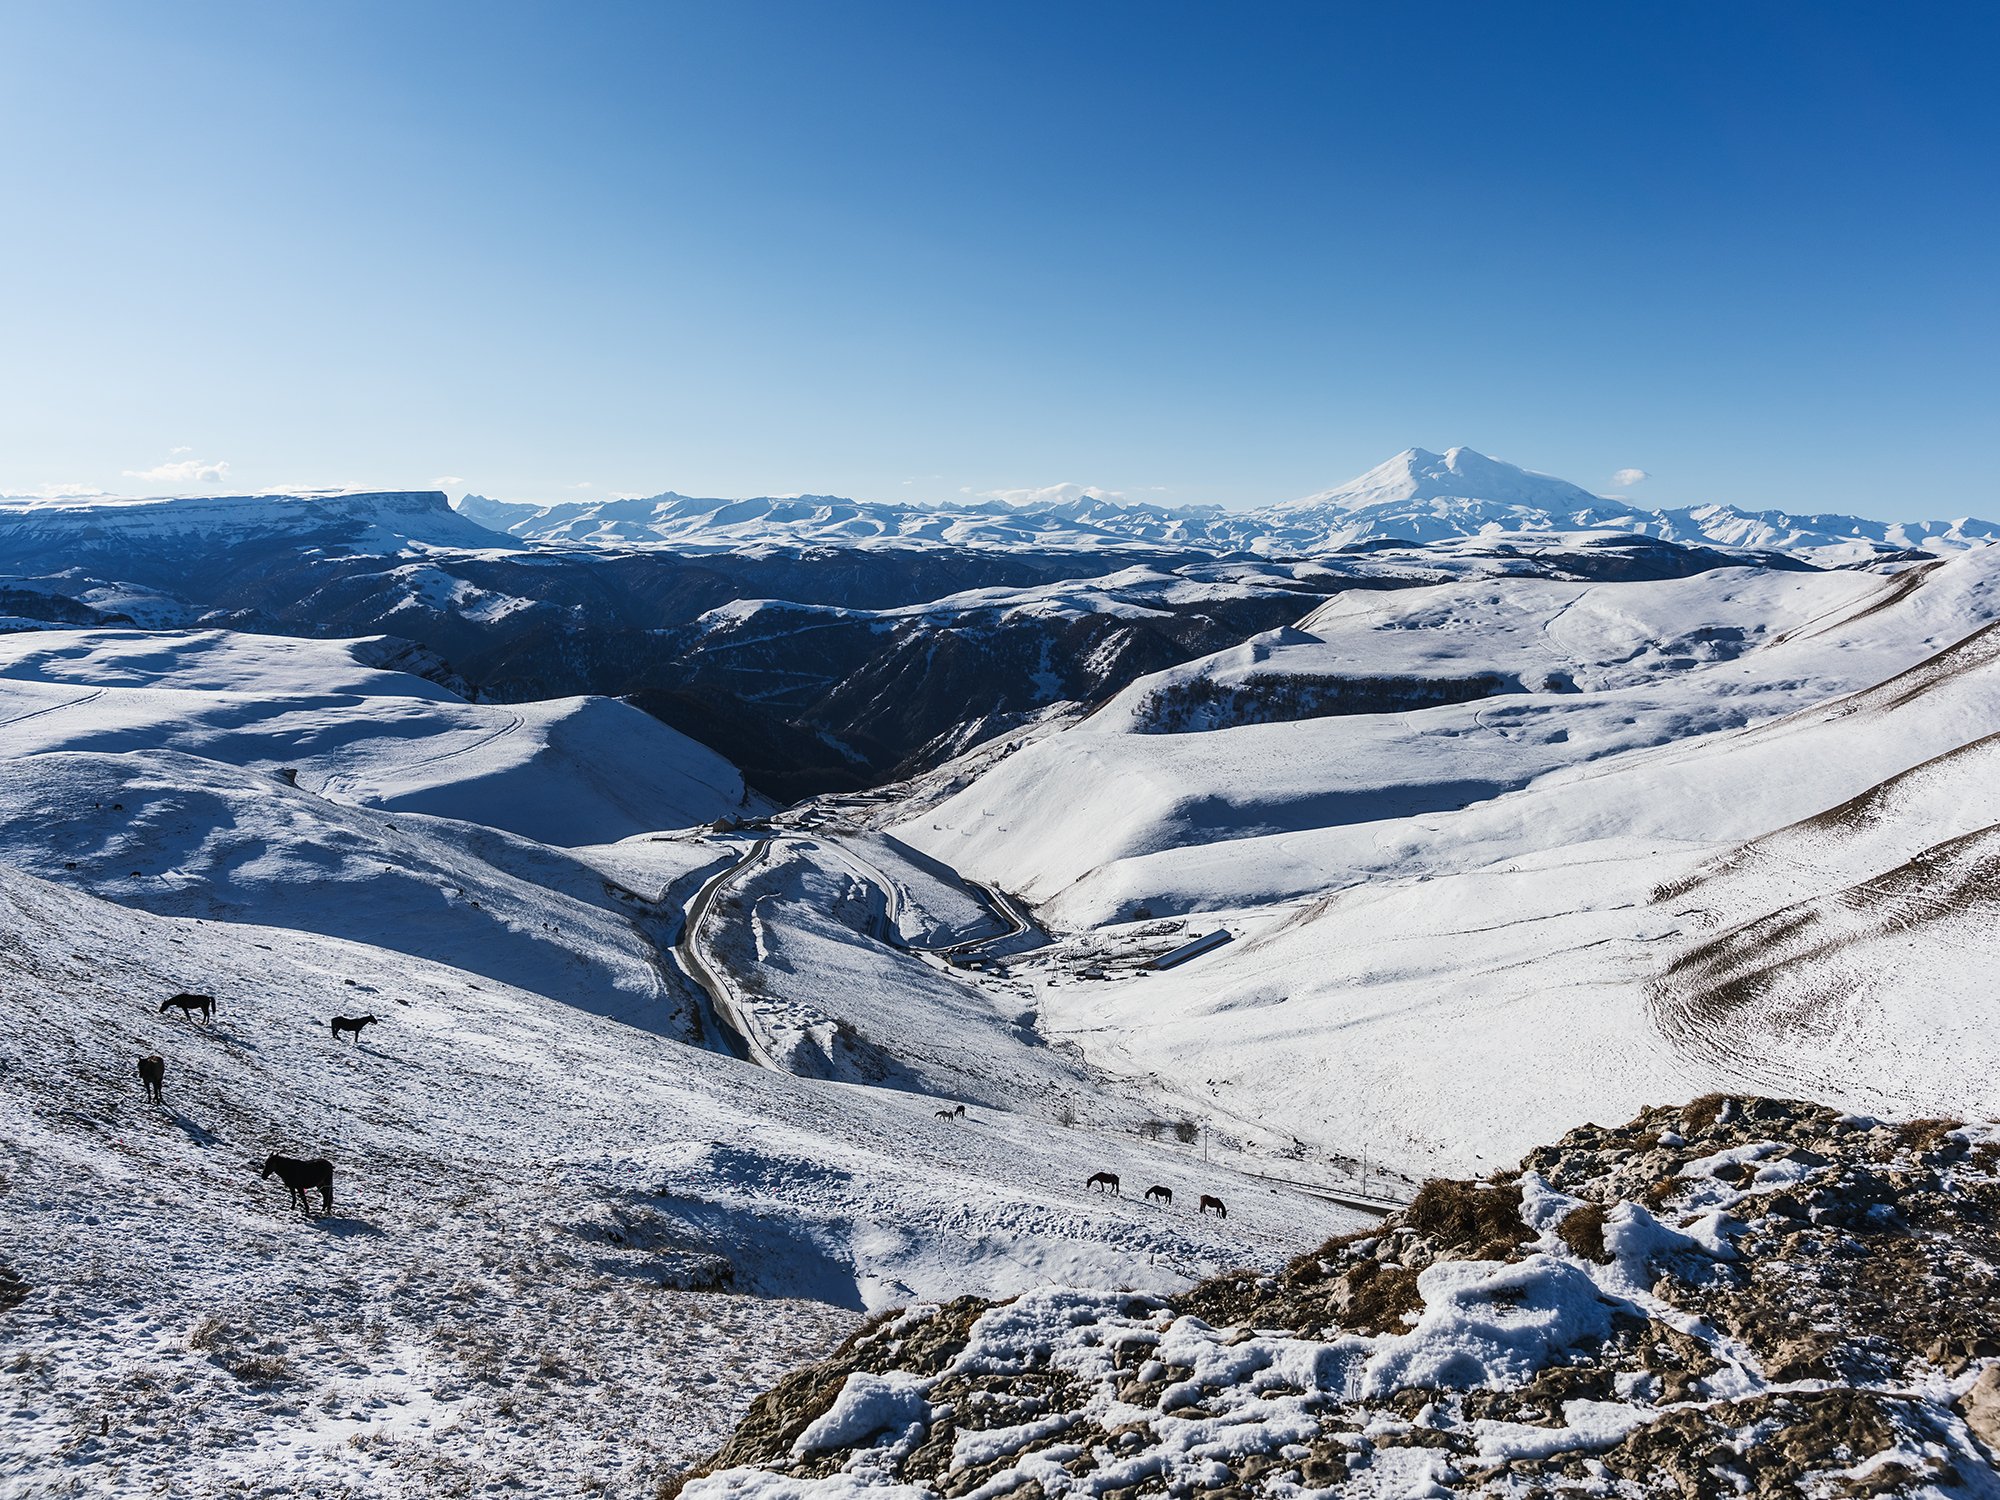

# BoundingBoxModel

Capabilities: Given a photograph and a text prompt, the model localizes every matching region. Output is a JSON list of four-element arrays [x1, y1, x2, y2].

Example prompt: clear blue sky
[[2, 2, 1994, 518]]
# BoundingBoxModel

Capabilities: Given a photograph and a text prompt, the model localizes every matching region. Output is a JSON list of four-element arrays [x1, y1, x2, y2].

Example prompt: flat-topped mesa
[[670, 1094, 2000, 1500], [0, 489, 511, 558]]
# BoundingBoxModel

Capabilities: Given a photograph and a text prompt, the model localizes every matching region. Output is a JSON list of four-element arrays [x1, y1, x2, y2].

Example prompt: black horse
[[136, 1054, 165, 1104], [261, 1154, 334, 1216], [1199, 1194, 1227, 1218], [160, 992, 215, 1023], [1144, 1184, 1173, 1206], [1087, 1170, 1120, 1195], [330, 1015, 379, 1042]]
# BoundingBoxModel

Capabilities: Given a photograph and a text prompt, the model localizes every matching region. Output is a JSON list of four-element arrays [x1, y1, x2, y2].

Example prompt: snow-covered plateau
[[3, 454, 1998, 1496]]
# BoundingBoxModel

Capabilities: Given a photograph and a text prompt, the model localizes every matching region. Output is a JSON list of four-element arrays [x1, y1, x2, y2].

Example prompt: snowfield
[[675, 1097, 2000, 1499], [899, 545, 2000, 1176]]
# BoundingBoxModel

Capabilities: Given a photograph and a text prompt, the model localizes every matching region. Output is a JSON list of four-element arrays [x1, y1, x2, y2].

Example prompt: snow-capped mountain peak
[[1291, 446, 1606, 511]]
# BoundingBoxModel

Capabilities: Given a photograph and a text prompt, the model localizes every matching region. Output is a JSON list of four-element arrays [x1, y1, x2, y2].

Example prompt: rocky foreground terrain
[[672, 1097, 2000, 1499]]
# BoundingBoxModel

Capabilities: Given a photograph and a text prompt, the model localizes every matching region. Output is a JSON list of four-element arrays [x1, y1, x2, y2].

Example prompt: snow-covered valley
[[3, 458, 1998, 1496], [0, 628, 1368, 1498]]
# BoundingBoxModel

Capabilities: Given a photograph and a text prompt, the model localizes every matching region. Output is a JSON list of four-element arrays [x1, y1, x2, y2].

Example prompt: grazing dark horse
[[330, 1015, 379, 1042], [261, 1154, 334, 1216], [160, 992, 215, 1024], [1144, 1184, 1173, 1206], [934, 1103, 966, 1120], [1087, 1171, 1120, 1195], [1199, 1194, 1227, 1218], [136, 1054, 165, 1104]]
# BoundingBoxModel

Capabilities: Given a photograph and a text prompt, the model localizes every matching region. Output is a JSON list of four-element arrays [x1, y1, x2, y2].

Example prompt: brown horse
[[136, 1055, 165, 1104], [261, 1155, 334, 1216], [160, 993, 215, 1024], [1199, 1194, 1226, 1218]]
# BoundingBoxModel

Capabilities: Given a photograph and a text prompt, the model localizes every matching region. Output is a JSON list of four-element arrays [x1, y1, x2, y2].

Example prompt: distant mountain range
[[3, 448, 1989, 568], [1, 449, 1993, 799], [458, 447, 2000, 564]]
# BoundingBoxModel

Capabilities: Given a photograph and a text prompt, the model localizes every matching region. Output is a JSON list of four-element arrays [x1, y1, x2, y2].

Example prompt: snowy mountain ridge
[[457, 447, 2000, 564], [9, 455, 1989, 567]]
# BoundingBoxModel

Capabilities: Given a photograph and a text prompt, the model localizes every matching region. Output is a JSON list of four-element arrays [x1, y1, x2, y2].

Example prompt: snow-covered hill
[[457, 448, 1999, 565], [1, 860, 1351, 1495], [682, 1098, 2000, 1500], [893, 545, 2000, 1175], [0, 628, 755, 845]]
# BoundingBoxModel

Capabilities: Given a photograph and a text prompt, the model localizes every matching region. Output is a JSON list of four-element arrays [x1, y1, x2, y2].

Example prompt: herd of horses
[[935, 1106, 1230, 1217], [138, 991, 368, 1218], [1088, 1170, 1227, 1217], [145, 992, 1237, 1226]]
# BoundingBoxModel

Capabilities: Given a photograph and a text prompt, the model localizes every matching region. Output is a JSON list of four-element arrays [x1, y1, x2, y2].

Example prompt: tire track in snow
[[0, 684, 107, 733], [317, 709, 526, 802]]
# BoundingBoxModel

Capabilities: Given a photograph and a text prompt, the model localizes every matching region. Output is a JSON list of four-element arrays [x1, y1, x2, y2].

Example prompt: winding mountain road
[[674, 837, 781, 1067]]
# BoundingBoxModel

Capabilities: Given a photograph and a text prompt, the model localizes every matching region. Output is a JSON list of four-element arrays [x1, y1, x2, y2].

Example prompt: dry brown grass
[[1682, 1093, 1733, 1133], [1403, 1178, 1531, 1260], [1895, 1118, 1966, 1155], [1337, 1259, 1424, 1335], [185, 1315, 228, 1351], [1556, 1203, 1612, 1263], [225, 1353, 293, 1385]]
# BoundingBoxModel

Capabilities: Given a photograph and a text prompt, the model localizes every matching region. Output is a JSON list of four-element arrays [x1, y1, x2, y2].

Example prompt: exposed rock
[[1962, 1363, 2000, 1457]]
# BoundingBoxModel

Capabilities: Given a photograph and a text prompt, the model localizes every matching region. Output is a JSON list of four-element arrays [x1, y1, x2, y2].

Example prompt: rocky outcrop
[[668, 1097, 2000, 1499]]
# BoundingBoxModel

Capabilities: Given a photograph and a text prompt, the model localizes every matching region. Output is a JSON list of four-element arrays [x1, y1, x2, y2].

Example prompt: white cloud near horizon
[[432, 475, 465, 488], [1611, 467, 1650, 487], [123, 455, 231, 484]]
